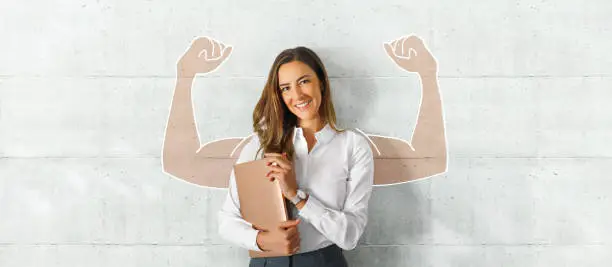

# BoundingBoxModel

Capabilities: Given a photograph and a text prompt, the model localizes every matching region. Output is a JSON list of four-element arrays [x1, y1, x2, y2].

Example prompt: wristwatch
[[289, 189, 307, 205]]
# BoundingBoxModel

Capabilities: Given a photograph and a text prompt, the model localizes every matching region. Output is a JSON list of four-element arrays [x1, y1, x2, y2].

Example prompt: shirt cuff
[[248, 228, 264, 252], [298, 194, 327, 224]]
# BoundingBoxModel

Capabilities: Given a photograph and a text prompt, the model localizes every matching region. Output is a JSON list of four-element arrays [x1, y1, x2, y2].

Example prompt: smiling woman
[[220, 46, 366, 266], [251, 46, 345, 161], [162, 35, 448, 266]]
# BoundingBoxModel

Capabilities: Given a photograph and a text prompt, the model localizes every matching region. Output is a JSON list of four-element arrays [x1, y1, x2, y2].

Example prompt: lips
[[294, 100, 312, 111]]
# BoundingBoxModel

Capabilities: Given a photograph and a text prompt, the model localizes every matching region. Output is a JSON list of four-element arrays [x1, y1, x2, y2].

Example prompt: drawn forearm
[[162, 77, 200, 173], [410, 73, 447, 160]]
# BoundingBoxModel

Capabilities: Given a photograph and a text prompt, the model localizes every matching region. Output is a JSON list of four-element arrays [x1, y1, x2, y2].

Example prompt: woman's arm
[[162, 37, 237, 188], [217, 168, 265, 251], [216, 136, 262, 251], [297, 133, 374, 250], [217, 136, 302, 254]]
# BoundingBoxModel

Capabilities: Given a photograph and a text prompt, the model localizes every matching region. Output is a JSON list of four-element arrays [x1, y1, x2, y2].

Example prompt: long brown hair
[[252, 47, 344, 160]]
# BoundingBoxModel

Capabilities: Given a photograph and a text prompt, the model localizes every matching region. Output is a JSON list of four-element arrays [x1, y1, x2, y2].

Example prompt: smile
[[295, 100, 312, 110]]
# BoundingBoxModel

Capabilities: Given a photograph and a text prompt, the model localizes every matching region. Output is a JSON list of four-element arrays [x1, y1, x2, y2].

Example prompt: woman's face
[[277, 60, 322, 122]]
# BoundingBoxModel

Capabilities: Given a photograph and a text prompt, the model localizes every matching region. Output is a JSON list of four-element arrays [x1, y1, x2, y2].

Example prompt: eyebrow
[[279, 74, 311, 87]]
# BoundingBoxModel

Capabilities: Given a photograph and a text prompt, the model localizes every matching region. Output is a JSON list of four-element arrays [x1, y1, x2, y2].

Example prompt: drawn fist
[[177, 37, 233, 78], [384, 35, 437, 75]]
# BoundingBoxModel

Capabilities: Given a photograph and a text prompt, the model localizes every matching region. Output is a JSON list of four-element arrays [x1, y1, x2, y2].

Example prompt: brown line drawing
[[162, 35, 447, 188]]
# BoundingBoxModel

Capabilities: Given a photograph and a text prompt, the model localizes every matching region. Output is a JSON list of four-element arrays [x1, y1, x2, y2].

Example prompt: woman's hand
[[256, 219, 301, 255], [384, 35, 437, 76], [264, 152, 298, 199], [177, 36, 233, 78]]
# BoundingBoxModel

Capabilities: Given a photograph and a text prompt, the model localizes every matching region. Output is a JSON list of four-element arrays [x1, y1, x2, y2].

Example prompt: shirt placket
[[302, 136, 323, 196], [296, 133, 310, 186], [293, 135, 308, 219]]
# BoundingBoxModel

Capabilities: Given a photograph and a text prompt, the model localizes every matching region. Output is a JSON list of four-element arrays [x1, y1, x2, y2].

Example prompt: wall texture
[[1, 0, 611, 266]]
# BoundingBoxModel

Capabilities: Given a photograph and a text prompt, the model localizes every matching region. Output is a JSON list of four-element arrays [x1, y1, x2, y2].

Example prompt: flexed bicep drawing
[[162, 35, 447, 188], [162, 37, 252, 188], [366, 35, 447, 185]]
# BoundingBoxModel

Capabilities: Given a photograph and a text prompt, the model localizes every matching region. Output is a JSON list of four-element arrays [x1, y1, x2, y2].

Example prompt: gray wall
[[1, 0, 611, 266]]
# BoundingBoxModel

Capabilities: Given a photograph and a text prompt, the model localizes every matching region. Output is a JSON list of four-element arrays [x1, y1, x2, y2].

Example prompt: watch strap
[[290, 189, 304, 205]]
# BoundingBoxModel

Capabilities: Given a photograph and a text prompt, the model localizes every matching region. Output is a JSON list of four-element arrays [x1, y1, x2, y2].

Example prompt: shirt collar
[[293, 122, 336, 146]]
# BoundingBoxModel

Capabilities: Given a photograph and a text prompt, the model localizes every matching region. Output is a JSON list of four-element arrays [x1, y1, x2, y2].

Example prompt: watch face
[[297, 190, 306, 198]]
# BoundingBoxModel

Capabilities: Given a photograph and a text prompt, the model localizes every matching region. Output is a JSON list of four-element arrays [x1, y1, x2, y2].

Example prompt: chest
[[293, 137, 351, 209]]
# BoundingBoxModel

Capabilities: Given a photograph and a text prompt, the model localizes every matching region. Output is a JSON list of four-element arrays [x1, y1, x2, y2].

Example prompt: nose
[[291, 84, 305, 99]]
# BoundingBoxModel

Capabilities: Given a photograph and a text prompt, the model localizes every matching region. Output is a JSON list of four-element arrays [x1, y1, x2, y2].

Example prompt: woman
[[163, 35, 447, 265], [218, 46, 374, 267]]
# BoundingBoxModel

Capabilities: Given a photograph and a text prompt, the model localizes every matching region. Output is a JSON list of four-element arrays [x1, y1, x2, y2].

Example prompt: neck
[[298, 117, 325, 135]]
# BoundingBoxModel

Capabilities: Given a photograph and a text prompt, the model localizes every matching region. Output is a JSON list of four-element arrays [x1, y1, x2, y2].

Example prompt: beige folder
[[233, 158, 289, 258]]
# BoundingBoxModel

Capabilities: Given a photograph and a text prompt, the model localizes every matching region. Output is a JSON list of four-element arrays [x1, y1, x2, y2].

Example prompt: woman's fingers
[[264, 153, 283, 159], [278, 219, 300, 229], [266, 158, 291, 170], [264, 152, 290, 160], [266, 169, 282, 181], [266, 165, 285, 174], [284, 223, 300, 252], [266, 171, 278, 181], [285, 224, 299, 238], [290, 236, 300, 252]]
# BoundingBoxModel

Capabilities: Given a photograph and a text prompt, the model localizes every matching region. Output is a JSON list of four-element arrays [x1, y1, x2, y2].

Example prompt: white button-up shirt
[[218, 123, 374, 253]]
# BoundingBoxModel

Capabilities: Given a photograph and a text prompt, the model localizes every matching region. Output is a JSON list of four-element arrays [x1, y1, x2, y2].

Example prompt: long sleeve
[[297, 134, 374, 250], [217, 137, 263, 252]]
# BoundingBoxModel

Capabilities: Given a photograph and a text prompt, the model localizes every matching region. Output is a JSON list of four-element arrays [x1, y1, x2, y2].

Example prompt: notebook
[[233, 158, 290, 258]]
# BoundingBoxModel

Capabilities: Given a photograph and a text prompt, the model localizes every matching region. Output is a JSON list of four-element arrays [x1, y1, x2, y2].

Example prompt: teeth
[[296, 100, 311, 108]]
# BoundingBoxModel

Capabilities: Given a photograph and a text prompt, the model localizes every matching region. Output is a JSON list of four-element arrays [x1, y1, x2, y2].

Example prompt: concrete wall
[[1, 0, 611, 266]]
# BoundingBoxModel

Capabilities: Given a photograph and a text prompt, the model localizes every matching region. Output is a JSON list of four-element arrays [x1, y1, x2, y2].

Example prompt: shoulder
[[236, 133, 262, 163], [341, 128, 374, 176], [342, 128, 371, 147], [339, 128, 373, 157]]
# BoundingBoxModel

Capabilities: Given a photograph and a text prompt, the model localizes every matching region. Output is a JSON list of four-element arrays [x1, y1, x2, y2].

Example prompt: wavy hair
[[252, 47, 344, 160]]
